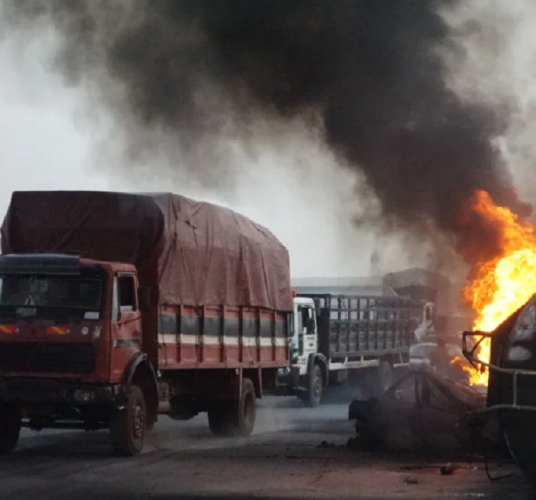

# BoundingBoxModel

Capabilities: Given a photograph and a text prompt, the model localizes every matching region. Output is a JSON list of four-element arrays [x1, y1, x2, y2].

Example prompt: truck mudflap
[[0, 378, 120, 405]]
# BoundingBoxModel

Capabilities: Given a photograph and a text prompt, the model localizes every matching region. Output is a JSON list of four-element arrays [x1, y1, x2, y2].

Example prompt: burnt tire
[[208, 378, 256, 437], [303, 364, 323, 408], [110, 385, 146, 456], [0, 403, 21, 455]]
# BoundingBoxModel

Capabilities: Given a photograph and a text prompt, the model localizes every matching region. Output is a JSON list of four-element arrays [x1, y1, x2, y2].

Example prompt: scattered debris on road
[[440, 463, 457, 475], [317, 441, 337, 449], [348, 367, 487, 457], [400, 463, 480, 475]]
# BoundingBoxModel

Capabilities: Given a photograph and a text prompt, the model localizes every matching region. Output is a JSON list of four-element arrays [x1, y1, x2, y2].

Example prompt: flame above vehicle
[[461, 190, 536, 386]]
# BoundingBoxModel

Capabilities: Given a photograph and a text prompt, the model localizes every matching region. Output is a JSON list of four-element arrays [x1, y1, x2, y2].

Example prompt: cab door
[[110, 273, 143, 381], [295, 303, 318, 375]]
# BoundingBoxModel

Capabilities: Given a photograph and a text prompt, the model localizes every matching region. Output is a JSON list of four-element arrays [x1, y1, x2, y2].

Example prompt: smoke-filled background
[[0, 0, 535, 278]]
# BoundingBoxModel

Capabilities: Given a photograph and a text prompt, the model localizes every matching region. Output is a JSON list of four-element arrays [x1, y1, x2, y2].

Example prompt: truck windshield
[[0, 273, 104, 318]]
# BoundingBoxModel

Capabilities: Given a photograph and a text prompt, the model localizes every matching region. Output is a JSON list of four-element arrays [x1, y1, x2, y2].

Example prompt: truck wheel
[[208, 378, 256, 437], [0, 403, 21, 454], [110, 385, 146, 456], [207, 404, 228, 436], [303, 364, 323, 408]]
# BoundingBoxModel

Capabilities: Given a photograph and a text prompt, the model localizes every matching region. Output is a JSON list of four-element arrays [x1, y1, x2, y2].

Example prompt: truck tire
[[208, 378, 256, 437], [110, 385, 146, 456], [367, 361, 393, 398], [0, 403, 21, 454], [302, 363, 323, 408]]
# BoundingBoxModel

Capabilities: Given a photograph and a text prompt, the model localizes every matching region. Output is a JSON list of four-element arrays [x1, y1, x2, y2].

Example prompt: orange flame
[[462, 190, 536, 386]]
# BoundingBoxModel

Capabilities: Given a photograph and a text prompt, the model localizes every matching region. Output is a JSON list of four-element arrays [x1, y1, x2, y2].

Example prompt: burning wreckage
[[459, 189, 536, 484], [347, 324, 491, 458], [346, 268, 490, 457], [348, 367, 487, 457], [349, 190, 536, 484], [463, 294, 536, 485]]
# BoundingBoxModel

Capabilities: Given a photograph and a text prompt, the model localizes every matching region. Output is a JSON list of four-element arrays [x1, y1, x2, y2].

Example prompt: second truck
[[278, 289, 432, 407]]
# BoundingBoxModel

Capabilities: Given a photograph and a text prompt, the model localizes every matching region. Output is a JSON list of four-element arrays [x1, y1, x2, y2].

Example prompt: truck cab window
[[113, 275, 137, 318], [0, 274, 102, 311], [299, 306, 316, 335], [119, 276, 136, 312], [300, 306, 309, 333]]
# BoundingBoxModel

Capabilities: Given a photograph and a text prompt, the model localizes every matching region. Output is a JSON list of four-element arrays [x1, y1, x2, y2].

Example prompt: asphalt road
[[0, 396, 531, 500]]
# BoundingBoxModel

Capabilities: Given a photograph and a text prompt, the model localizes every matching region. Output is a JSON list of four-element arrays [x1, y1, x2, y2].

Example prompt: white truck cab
[[290, 297, 319, 376], [278, 295, 326, 408]]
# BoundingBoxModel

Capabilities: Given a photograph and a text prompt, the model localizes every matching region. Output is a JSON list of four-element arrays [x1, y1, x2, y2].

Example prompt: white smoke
[[0, 31, 110, 210]]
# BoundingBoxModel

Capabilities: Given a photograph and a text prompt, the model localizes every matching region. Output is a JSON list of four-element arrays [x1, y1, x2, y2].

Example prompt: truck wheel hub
[[313, 377, 321, 397], [132, 404, 145, 439]]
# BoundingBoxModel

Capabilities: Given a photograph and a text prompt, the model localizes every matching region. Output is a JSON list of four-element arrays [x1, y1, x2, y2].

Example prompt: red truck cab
[[0, 254, 157, 455]]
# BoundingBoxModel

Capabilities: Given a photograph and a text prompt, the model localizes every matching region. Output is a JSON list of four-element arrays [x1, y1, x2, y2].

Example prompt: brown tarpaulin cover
[[0, 191, 293, 311]]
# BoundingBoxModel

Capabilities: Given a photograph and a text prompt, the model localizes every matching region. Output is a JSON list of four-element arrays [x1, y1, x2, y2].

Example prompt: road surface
[[0, 397, 530, 499]]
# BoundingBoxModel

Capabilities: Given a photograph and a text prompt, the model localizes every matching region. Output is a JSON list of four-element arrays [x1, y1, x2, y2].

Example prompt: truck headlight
[[73, 389, 95, 403]]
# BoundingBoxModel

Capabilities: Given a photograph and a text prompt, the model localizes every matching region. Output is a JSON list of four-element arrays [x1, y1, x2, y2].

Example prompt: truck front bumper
[[0, 378, 120, 405], [274, 366, 301, 394]]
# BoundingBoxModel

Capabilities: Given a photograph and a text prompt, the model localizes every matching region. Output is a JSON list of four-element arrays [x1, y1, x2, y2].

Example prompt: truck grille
[[0, 343, 95, 374]]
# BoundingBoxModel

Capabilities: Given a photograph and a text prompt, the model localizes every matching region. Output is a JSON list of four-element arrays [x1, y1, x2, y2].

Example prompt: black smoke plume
[[2, 0, 529, 265]]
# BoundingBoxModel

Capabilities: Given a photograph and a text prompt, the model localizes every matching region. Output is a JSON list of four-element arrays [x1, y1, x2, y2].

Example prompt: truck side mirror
[[138, 286, 151, 310]]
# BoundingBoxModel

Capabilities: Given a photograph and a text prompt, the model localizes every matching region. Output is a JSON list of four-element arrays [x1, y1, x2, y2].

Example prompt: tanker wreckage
[[349, 291, 536, 484], [347, 269, 501, 461], [462, 293, 536, 485]]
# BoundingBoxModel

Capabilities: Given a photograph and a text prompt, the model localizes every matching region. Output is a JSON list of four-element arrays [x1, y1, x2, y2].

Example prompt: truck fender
[[118, 352, 158, 412], [307, 353, 328, 387]]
